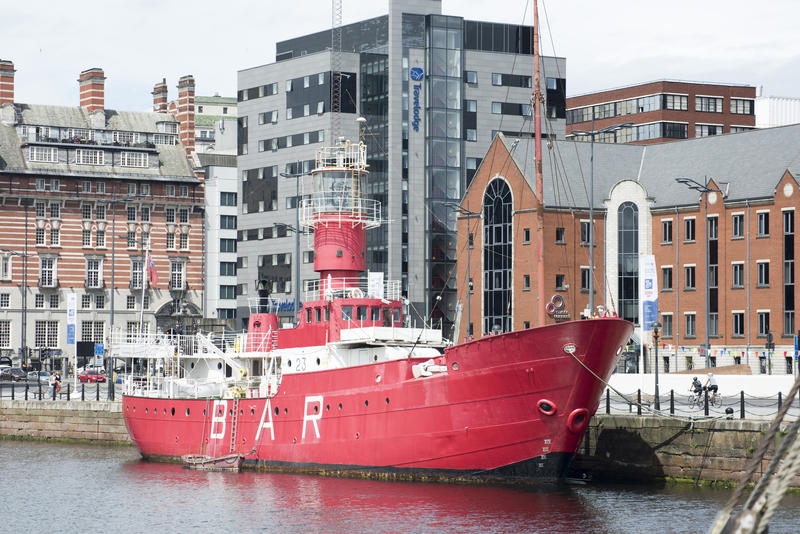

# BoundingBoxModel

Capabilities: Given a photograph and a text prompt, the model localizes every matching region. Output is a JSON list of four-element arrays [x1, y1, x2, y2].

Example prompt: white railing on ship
[[303, 277, 401, 302], [315, 142, 366, 170], [300, 195, 381, 229]]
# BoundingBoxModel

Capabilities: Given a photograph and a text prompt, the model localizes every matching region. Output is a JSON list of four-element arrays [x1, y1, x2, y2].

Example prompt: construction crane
[[330, 0, 343, 139]]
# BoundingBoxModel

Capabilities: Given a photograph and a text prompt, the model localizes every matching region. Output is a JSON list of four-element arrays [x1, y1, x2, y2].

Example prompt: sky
[[2, 0, 799, 111]]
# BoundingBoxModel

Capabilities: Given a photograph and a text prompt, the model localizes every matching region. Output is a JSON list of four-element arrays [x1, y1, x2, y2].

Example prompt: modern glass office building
[[236, 0, 566, 333]]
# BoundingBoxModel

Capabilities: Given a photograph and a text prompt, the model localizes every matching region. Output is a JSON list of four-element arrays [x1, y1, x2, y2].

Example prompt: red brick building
[[0, 60, 203, 370], [566, 80, 756, 145], [458, 126, 799, 375]]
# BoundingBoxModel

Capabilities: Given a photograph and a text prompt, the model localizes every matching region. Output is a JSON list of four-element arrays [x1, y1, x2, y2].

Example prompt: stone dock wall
[[1, 400, 797, 488], [572, 415, 800, 488], [0, 400, 131, 444]]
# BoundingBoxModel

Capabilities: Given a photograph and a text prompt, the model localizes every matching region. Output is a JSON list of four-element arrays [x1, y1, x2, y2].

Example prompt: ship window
[[382, 308, 392, 326], [315, 308, 322, 322], [306, 308, 312, 323], [325, 307, 330, 321], [342, 305, 353, 320], [357, 306, 367, 320], [275, 406, 279, 415], [371, 306, 380, 321], [393, 308, 400, 322]]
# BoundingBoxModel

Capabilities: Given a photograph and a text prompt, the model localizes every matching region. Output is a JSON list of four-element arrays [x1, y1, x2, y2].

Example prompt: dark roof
[[496, 124, 800, 210]]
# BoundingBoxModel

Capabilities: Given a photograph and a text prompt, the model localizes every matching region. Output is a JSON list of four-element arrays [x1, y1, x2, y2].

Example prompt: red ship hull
[[122, 318, 631, 483]]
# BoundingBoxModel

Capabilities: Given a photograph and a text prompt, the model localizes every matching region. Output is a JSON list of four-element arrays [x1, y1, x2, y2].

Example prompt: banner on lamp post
[[640, 254, 659, 331]]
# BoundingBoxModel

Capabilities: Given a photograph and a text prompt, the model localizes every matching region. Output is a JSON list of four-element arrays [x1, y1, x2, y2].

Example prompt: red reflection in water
[[120, 460, 604, 533]]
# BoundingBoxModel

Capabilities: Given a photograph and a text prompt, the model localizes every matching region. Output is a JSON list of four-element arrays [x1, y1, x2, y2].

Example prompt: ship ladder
[[229, 397, 240, 454]]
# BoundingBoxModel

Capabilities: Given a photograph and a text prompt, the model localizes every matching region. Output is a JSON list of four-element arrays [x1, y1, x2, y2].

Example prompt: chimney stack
[[0, 59, 15, 105], [152, 78, 168, 113], [78, 67, 106, 112], [176, 75, 195, 155]]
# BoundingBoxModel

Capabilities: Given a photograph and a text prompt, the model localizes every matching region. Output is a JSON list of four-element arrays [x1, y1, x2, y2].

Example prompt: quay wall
[[0, 400, 132, 444], [573, 415, 800, 488]]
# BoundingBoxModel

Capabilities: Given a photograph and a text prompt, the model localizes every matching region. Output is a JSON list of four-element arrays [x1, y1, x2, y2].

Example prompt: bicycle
[[688, 390, 703, 409]]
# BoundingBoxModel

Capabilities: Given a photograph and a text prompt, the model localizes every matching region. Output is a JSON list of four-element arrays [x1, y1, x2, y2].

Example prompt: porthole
[[186, 408, 190, 416], [190, 362, 195, 369], [314, 405, 319, 413], [316, 358, 321, 365], [326, 404, 330, 411], [274, 406, 279, 416], [284, 407, 288, 414], [163, 409, 167, 415], [537, 399, 557, 416], [385, 398, 390, 405], [338, 403, 343, 410], [375, 374, 381, 383], [373, 355, 378, 362], [171, 407, 175, 416], [229, 409, 233, 416], [250, 407, 255, 415], [202, 409, 206, 416], [452, 362, 459, 371], [288, 360, 292, 367], [144, 408, 148, 414], [217, 362, 223, 370], [364, 400, 369, 407]]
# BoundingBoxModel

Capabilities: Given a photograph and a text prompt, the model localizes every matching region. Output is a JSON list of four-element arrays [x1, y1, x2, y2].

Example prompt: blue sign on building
[[410, 67, 424, 81]]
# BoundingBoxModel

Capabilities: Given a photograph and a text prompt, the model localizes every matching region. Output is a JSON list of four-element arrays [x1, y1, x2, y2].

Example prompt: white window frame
[[28, 146, 58, 163], [120, 151, 148, 168], [76, 149, 104, 165]]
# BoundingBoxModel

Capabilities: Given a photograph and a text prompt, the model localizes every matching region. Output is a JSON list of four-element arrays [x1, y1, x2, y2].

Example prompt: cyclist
[[705, 373, 719, 403], [690, 376, 703, 403]]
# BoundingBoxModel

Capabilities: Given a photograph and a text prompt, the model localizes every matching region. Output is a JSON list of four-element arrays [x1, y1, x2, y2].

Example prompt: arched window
[[483, 179, 512, 334], [618, 202, 639, 324]]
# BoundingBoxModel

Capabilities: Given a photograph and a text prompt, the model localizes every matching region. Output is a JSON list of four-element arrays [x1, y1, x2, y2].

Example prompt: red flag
[[146, 251, 159, 287]]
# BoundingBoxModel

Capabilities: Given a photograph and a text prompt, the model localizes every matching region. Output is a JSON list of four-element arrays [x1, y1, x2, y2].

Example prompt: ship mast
[[533, 0, 545, 326]]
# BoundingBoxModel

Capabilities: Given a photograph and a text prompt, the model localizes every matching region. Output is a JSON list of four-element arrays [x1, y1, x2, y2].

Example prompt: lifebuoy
[[349, 288, 364, 298], [551, 294, 564, 310]]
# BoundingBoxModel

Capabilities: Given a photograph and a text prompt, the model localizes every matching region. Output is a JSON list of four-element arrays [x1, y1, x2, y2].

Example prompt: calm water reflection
[[3, 440, 799, 533]]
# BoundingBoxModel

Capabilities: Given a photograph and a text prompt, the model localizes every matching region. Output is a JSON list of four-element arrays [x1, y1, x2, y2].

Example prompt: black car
[[0, 367, 26, 382]]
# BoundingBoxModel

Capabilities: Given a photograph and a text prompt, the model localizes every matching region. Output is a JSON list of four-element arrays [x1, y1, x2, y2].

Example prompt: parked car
[[27, 370, 51, 383], [1, 367, 26, 382], [78, 369, 106, 383]]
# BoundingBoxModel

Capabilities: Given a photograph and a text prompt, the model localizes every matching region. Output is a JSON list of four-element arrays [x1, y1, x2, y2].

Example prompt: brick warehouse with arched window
[[457, 126, 800, 376]]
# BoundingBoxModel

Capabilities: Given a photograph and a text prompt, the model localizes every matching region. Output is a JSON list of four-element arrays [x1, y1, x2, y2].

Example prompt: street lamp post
[[445, 202, 480, 341], [570, 119, 633, 316], [280, 168, 307, 323], [676, 177, 712, 368], [99, 190, 144, 400], [652, 320, 662, 411]]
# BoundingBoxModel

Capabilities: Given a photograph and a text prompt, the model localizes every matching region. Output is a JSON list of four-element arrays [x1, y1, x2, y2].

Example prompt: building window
[[685, 313, 696, 338], [131, 260, 143, 290], [220, 285, 236, 300], [35, 294, 44, 308], [0, 320, 9, 347], [178, 208, 189, 223], [49, 228, 59, 246], [49, 203, 60, 219], [732, 213, 743, 238], [81, 204, 92, 220], [662, 267, 673, 290], [0, 294, 10, 308], [730, 98, 753, 115], [684, 218, 695, 242], [732, 263, 744, 288], [553, 274, 564, 291], [34, 320, 59, 347], [127, 231, 137, 248], [757, 212, 769, 236], [695, 124, 723, 137], [695, 96, 723, 113], [35, 228, 45, 246], [76, 149, 104, 165], [80, 321, 104, 343], [166, 233, 175, 249], [0, 257, 9, 281], [733, 311, 744, 337], [580, 221, 590, 244], [465, 71, 477, 84], [662, 314, 673, 338], [661, 219, 672, 243], [482, 178, 512, 335], [663, 94, 688, 111], [220, 215, 237, 229], [618, 202, 639, 324], [220, 192, 237, 206], [35, 202, 45, 218], [179, 233, 188, 250], [785, 311, 795, 337], [126, 295, 136, 310], [40, 257, 55, 287], [709, 312, 719, 337], [96, 205, 106, 220], [165, 208, 175, 223], [169, 261, 185, 290], [86, 259, 101, 288], [141, 207, 150, 222], [220, 239, 237, 253], [81, 295, 91, 309], [120, 152, 148, 168], [127, 206, 136, 221], [684, 265, 696, 290], [220, 262, 237, 276], [28, 146, 58, 163], [465, 129, 477, 141], [758, 311, 770, 336], [303, 251, 314, 264], [581, 267, 590, 291], [523, 228, 531, 244], [96, 230, 105, 247], [491, 102, 502, 114], [555, 227, 565, 243], [757, 261, 770, 287]]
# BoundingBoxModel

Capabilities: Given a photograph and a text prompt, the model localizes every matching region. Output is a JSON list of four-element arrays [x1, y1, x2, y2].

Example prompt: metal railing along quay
[[603, 387, 800, 420]]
